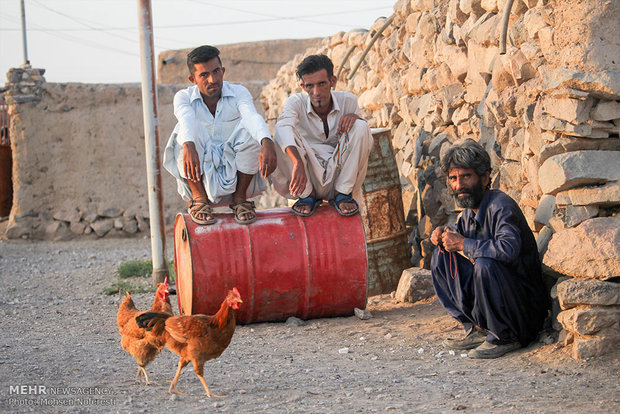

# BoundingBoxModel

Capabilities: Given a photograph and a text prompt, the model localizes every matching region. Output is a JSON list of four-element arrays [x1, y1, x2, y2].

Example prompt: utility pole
[[20, 0, 30, 65], [137, 0, 169, 286]]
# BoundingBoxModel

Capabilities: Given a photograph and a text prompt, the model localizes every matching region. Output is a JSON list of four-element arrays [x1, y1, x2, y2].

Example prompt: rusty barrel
[[173, 206, 368, 323], [359, 128, 411, 295]]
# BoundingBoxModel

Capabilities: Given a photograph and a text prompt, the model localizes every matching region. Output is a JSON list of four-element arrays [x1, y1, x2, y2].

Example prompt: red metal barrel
[[173, 206, 368, 323]]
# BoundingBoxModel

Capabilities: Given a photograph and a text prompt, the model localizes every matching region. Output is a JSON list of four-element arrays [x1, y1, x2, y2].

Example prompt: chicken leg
[[194, 362, 224, 397], [168, 358, 188, 394]]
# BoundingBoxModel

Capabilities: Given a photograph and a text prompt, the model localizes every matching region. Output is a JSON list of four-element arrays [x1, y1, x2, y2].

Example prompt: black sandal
[[330, 192, 359, 216], [291, 195, 322, 217]]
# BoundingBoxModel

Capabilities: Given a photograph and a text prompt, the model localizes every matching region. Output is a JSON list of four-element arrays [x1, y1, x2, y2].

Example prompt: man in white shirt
[[163, 45, 276, 225], [272, 54, 373, 217]]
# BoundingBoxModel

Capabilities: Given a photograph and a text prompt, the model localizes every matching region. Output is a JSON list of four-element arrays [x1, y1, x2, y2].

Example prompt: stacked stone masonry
[[261, 0, 619, 358]]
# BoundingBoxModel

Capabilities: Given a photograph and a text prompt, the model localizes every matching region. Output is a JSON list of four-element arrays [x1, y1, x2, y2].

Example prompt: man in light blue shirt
[[163, 45, 276, 225]]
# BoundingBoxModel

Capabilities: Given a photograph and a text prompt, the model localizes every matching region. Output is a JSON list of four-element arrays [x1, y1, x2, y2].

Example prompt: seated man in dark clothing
[[430, 139, 549, 359]]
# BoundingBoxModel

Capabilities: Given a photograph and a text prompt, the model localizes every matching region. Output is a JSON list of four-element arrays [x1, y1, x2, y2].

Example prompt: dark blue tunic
[[431, 189, 549, 346]]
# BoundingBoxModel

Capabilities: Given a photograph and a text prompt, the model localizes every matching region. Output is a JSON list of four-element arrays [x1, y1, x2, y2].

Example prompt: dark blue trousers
[[431, 249, 546, 346]]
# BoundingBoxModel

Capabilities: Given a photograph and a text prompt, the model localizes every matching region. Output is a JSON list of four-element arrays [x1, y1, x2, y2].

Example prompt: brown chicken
[[116, 278, 173, 384], [136, 287, 242, 396]]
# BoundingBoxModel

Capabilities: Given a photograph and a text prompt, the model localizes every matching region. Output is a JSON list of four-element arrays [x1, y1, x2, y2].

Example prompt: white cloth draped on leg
[[163, 123, 265, 205]]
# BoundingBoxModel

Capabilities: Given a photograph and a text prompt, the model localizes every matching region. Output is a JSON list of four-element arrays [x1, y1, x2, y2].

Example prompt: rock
[[544, 217, 620, 280], [449, 0, 468, 25], [523, 7, 549, 39], [565, 205, 598, 227], [285, 317, 306, 327], [394, 267, 435, 303], [555, 181, 620, 207], [539, 96, 594, 124], [480, 0, 497, 13], [417, 215, 433, 239], [358, 84, 387, 111], [99, 207, 122, 218], [91, 218, 114, 237], [541, 69, 620, 100], [459, 0, 485, 16], [354, 308, 373, 320], [69, 221, 87, 235], [536, 226, 554, 256], [45, 221, 62, 237], [122, 218, 139, 234], [557, 278, 620, 310], [538, 137, 620, 166], [557, 307, 620, 335], [498, 161, 522, 194], [591, 100, 620, 121], [52, 206, 80, 224], [534, 194, 556, 231], [571, 326, 620, 360], [491, 49, 537, 92], [538, 151, 620, 195], [113, 218, 124, 230], [536, 114, 593, 137]]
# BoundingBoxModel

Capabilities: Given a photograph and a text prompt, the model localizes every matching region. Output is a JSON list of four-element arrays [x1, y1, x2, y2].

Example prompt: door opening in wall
[[0, 97, 12, 220]]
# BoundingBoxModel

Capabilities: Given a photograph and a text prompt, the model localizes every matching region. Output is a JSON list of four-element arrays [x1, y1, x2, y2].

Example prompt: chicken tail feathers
[[136, 312, 170, 333]]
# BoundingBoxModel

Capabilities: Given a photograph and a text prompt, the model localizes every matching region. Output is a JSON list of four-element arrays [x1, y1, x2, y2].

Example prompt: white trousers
[[272, 119, 373, 201]]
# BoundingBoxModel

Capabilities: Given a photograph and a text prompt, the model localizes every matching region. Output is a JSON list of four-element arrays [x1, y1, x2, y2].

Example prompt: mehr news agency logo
[[7, 385, 117, 407]]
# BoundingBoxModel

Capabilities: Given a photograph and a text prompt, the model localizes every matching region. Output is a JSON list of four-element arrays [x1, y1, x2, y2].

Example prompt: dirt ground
[[0, 236, 618, 414]]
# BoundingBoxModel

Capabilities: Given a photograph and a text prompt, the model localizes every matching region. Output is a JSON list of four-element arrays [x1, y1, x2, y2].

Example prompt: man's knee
[[349, 120, 371, 142], [473, 258, 504, 282], [430, 248, 446, 277]]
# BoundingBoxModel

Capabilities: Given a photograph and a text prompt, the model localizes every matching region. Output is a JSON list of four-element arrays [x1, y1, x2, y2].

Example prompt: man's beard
[[453, 180, 485, 209]]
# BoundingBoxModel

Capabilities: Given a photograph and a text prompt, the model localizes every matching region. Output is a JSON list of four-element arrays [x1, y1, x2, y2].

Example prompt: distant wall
[[158, 39, 323, 84], [4, 80, 186, 240]]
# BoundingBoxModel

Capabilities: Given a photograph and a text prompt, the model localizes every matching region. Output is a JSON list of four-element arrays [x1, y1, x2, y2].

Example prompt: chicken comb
[[232, 287, 241, 299]]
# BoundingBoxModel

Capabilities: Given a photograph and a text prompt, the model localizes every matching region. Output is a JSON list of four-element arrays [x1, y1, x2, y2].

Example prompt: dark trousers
[[431, 248, 546, 346]]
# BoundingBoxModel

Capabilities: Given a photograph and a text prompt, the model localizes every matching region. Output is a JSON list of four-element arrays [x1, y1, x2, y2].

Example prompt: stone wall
[[260, 0, 620, 358]]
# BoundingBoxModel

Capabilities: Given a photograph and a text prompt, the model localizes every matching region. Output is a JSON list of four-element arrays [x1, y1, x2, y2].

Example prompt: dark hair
[[187, 45, 221, 75], [295, 54, 334, 80], [440, 139, 492, 178]]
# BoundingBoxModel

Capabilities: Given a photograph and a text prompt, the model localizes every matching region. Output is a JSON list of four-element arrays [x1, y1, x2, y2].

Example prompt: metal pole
[[499, 0, 515, 55], [347, 16, 394, 81], [20, 0, 29, 64], [137, 0, 168, 286]]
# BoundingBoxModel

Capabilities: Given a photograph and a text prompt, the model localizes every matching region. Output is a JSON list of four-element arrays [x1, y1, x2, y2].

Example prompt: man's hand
[[442, 229, 466, 253], [183, 142, 201, 182], [284, 146, 307, 197], [337, 113, 362, 135], [430, 226, 446, 248], [289, 161, 307, 197], [259, 138, 277, 178]]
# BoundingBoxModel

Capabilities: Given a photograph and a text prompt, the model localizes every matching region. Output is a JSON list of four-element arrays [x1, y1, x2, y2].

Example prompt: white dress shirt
[[274, 91, 361, 164], [173, 81, 271, 146]]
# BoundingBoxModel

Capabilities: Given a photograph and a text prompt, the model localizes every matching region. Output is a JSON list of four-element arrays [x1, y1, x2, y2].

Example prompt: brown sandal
[[229, 200, 257, 225], [187, 200, 216, 225]]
